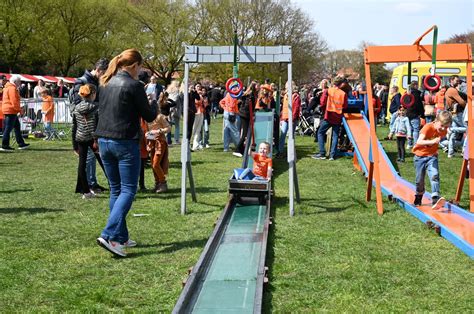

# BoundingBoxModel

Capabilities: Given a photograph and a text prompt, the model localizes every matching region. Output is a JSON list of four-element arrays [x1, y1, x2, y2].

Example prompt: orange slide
[[343, 113, 474, 258]]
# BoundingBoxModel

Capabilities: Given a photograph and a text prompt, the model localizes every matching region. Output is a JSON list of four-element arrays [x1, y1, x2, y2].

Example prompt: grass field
[[0, 120, 473, 312]]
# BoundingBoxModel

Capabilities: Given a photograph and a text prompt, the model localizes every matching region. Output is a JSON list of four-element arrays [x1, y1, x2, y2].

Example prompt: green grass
[[0, 121, 473, 312]]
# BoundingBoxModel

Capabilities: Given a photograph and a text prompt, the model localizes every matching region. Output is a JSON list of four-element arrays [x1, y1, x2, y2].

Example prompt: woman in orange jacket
[[1, 75, 29, 151]]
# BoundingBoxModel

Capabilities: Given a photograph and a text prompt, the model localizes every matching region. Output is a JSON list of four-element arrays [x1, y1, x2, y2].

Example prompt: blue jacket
[[390, 115, 412, 137]]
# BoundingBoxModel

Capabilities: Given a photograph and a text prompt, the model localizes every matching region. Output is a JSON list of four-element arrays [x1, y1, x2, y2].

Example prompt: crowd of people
[[1, 45, 472, 256]]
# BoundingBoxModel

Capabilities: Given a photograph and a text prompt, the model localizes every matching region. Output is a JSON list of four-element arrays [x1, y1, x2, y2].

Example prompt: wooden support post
[[366, 162, 374, 202], [364, 54, 384, 215], [454, 159, 468, 204]]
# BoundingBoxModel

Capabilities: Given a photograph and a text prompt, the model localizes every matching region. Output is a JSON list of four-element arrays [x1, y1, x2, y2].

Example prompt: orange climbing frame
[[364, 25, 473, 214]]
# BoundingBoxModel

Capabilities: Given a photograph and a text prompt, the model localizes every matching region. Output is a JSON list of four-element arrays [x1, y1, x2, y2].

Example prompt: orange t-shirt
[[42, 95, 54, 123], [412, 122, 447, 157], [253, 153, 272, 178]]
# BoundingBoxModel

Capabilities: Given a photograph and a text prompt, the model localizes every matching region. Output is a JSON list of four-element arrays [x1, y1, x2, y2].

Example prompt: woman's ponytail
[[100, 56, 119, 86], [100, 49, 143, 86]]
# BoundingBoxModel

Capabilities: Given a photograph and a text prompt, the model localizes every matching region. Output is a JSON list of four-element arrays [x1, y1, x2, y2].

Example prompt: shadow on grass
[[0, 188, 34, 194], [0, 207, 64, 214], [126, 238, 208, 258], [168, 160, 206, 167], [134, 187, 224, 200], [272, 195, 359, 215], [28, 147, 71, 152], [272, 142, 315, 180]]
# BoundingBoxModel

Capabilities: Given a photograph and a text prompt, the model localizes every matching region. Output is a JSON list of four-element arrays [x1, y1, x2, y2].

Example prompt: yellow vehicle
[[389, 62, 473, 96]]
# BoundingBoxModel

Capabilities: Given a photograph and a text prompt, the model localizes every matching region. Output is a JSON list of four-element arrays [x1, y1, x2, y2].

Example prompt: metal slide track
[[343, 113, 474, 258], [174, 112, 275, 312]]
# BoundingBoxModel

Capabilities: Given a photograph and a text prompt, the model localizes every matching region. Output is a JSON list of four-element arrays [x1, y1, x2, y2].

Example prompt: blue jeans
[[44, 122, 54, 138], [86, 148, 97, 187], [223, 111, 240, 150], [99, 138, 140, 244], [2, 114, 25, 148], [424, 116, 434, 123], [389, 112, 398, 131], [408, 117, 420, 147], [448, 114, 466, 155], [414, 155, 439, 197], [203, 118, 210, 146], [279, 120, 289, 153], [317, 119, 340, 159]]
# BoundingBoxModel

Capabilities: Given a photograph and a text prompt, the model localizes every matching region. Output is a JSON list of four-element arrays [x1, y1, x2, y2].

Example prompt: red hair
[[100, 48, 143, 86]]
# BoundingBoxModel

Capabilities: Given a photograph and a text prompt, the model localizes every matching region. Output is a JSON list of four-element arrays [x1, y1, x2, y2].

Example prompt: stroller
[[296, 105, 317, 137]]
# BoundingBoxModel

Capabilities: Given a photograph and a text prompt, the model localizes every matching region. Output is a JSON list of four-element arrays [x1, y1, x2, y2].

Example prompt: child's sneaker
[[82, 191, 96, 199], [124, 239, 137, 247], [96, 237, 127, 257], [155, 182, 168, 193], [432, 197, 446, 210], [413, 195, 422, 206]]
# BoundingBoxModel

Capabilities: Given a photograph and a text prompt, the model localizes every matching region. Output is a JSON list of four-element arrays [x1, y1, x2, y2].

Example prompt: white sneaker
[[124, 239, 137, 247], [82, 191, 96, 199], [232, 152, 243, 157], [97, 237, 127, 257], [205, 144, 210, 148]]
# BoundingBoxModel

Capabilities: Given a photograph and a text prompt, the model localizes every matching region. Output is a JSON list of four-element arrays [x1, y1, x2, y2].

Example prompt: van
[[389, 62, 473, 96]]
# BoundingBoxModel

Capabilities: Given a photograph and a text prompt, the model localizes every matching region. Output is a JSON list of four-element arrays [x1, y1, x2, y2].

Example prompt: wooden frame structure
[[181, 45, 300, 216], [364, 26, 473, 214]]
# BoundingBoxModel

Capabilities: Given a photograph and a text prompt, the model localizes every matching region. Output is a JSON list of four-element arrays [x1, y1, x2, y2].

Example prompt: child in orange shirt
[[146, 93, 171, 193], [251, 141, 273, 180], [412, 110, 452, 209], [41, 89, 55, 140]]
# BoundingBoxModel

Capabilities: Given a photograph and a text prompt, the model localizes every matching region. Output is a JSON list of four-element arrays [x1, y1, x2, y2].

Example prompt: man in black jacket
[[208, 84, 223, 119], [406, 81, 424, 148], [71, 58, 109, 193]]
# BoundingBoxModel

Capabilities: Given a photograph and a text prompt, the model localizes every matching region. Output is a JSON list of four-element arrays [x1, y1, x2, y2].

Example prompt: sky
[[293, 0, 473, 50]]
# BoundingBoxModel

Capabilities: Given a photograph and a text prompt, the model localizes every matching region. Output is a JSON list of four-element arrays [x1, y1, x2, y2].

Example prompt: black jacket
[[389, 93, 401, 114], [406, 89, 424, 119], [238, 94, 256, 119], [72, 70, 99, 105], [95, 71, 157, 140]]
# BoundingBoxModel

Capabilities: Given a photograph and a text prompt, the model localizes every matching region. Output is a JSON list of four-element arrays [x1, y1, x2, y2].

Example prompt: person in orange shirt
[[434, 86, 446, 113], [412, 110, 452, 208], [41, 89, 55, 140], [278, 81, 301, 155], [146, 93, 171, 193], [0, 75, 6, 131], [1, 75, 29, 151], [251, 141, 272, 180], [219, 88, 240, 152]]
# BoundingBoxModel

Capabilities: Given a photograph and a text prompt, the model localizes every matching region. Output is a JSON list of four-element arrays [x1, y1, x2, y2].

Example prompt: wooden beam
[[365, 44, 472, 63]]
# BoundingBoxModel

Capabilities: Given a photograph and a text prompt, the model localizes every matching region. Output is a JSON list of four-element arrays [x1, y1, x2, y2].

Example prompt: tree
[[119, 0, 213, 86], [0, 0, 48, 73], [38, 0, 122, 76], [192, 0, 327, 85]]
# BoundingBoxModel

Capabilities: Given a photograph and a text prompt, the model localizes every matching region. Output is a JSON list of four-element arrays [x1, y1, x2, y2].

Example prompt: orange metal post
[[365, 44, 471, 63], [466, 55, 473, 212], [364, 53, 384, 215], [412, 25, 436, 46]]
